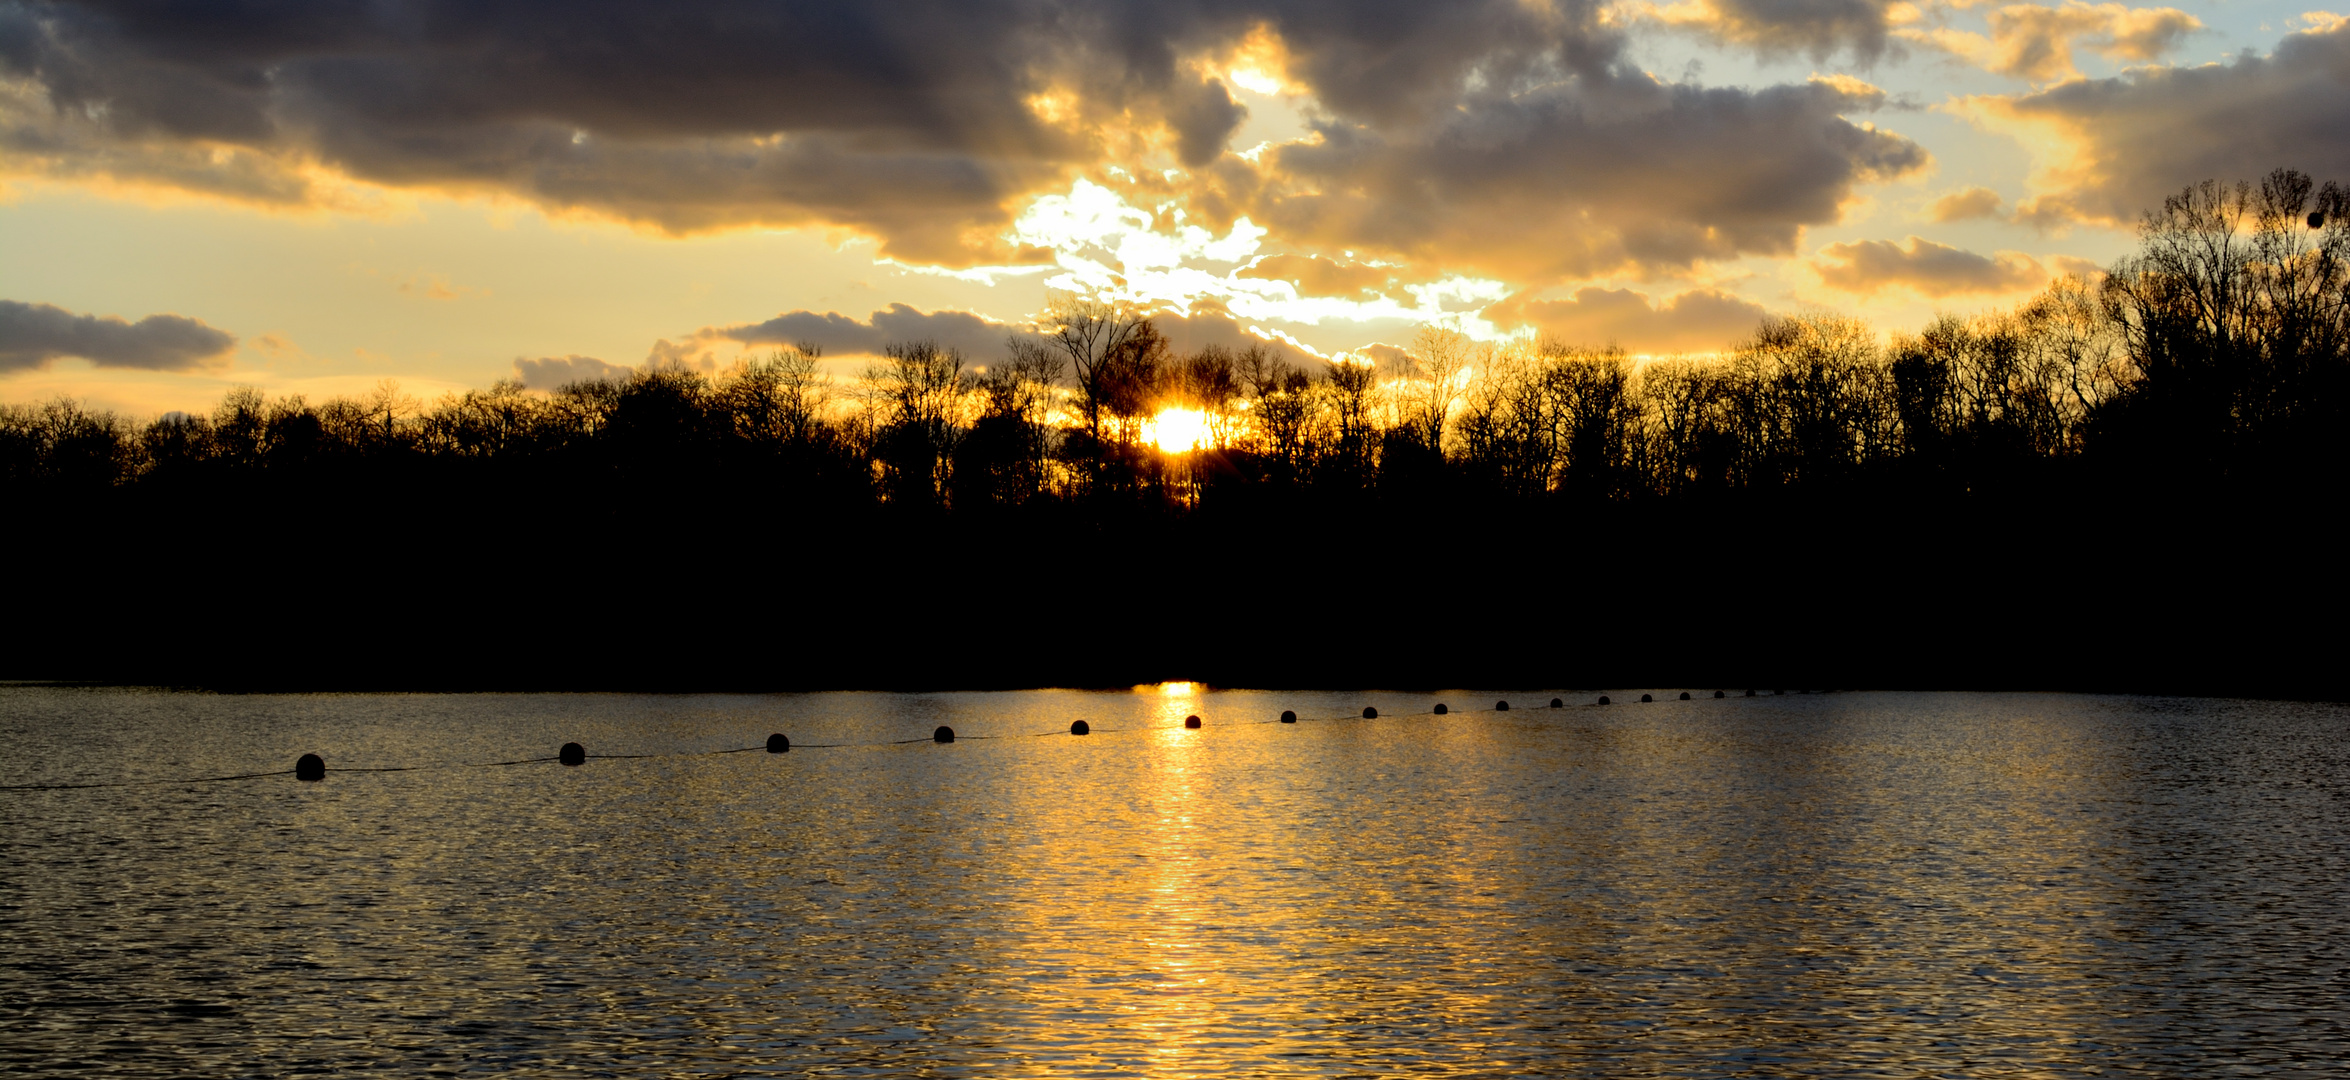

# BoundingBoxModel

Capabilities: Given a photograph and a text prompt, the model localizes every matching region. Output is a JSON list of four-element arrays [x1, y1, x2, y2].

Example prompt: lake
[[2, 686, 2344, 1076]]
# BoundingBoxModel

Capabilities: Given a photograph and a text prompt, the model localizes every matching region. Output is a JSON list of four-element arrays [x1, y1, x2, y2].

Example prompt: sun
[[1143, 407, 1211, 452]]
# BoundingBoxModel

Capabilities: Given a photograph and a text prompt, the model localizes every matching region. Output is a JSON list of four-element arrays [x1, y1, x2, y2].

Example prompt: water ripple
[[1, 688, 2345, 1076]]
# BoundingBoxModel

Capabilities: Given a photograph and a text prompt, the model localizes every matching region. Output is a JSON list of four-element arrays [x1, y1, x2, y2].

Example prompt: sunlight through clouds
[[6, 0, 2339, 408], [1007, 179, 1514, 338]]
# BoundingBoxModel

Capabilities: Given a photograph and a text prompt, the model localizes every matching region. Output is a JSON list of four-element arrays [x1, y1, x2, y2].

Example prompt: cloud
[[0, 0, 1629, 263], [513, 355, 634, 390], [1352, 342, 1414, 369], [1915, 2, 2201, 83], [1483, 287, 1771, 351], [648, 303, 1029, 368], [0, 299, 237, 373], [1959, 19, 2350, 229], [1810, 236, 2047, 296], [1, 0, 1930, 280], [1224, 74, 1928, 281], [1642, 0, 1907, 62], [1144, 306, 1320, 364], [1928, 186, 2005, 221], [1236, 255, 1395, 297]]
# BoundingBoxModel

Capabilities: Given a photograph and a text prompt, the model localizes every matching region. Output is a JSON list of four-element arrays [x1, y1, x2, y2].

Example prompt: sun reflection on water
[[10, 688, 2336, 1076]]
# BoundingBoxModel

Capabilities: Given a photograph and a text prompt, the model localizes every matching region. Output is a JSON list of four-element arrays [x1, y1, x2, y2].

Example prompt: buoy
[[1679, 692, 1691, 700], [1362, 707, 1378, 719], [1714, 690, 1725, 699], [1774, 690, 1784, 696], [1184, 715, 1202, 729], [1639, 694, 1653, 703], [2314, 211, 2328, 229], [1550, 698, 1563, 708], [1070, 720, 1090, 735], [766, 733, 790, 753], [1597, 695, 1611, 705], [559, 742, 586, 766], [1434, 703, 1449, 715], [1745, 689, 1756, 697], [1495, 700, 1509, 711], [933, 726, 955, 743], [294, 753, 325, 782], [1280, 710, 1297, 723]]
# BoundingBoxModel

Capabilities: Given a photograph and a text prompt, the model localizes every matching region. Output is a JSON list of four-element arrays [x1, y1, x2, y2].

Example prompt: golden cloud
[[1810, 236, 2048, 296]]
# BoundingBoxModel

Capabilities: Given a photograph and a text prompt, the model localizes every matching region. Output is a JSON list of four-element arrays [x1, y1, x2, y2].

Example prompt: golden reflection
[[1138, 696, 1210, 1067]]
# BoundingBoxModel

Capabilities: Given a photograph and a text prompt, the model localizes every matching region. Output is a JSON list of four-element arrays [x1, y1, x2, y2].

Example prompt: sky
[[3, 0, 2347, 415]]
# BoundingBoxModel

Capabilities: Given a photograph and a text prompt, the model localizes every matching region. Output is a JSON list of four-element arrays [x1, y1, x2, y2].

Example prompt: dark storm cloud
[[0, 298, 236, 372], [2, 0, 1929, 270], [1977, 20, 2350, 229]]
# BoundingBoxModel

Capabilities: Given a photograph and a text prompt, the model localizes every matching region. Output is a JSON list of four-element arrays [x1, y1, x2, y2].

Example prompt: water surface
[[2, 687, 2345, 1076]]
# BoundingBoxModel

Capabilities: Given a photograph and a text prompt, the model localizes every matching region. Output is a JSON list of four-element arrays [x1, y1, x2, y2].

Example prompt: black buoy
[[2313, 211, 2327, 229], [933, 726, 955, 743], [1714, 690, 1725, 699], [1495, 700, 1509, 711], [1774, 689, 1784, 696], [1550, 697, 1563, 708], [1280, 710, 1297, 723], [1434, 703, 1449, 715], [1679, 692, 1691, 700], [559, 742, 586, 766], [1745, 689, 1757, 697], [1184, 715, 1202, 729], [294, 753, 325, 782], [766, 733, 790, 753], [1362, 707, 1378, 719], [1070, 720, 1090, 735], [1597, 695, 1611, 705], [1639, 694, 1654, 703]]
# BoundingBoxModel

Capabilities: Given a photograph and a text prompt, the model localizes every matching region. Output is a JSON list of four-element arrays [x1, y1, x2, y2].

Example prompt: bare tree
[[1399, 326, 1474, 454], [1238, 347, 1312, 476], [1043, 291, 1150, 442], [1095, 320, 1170, 448], [723, 346, 830, 448], [2016, 276, 2125, 445], [1733, 314, 1892, 485], [1179, 344, 1242, 448], [364, 378, 418, 445], [957, 336, 1065, 503], [866, 341, 971, 505], [2101, 169, 2350, 472]]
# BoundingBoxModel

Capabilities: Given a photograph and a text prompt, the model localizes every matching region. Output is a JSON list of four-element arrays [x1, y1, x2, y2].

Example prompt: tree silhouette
[[5, 169, 2346, 694]]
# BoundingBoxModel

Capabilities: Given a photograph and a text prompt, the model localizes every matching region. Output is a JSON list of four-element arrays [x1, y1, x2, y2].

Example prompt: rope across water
[[0, 693, 1784, 790]]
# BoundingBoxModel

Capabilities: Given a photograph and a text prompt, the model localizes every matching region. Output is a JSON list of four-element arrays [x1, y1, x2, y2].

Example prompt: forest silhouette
[[6, 170, 2345, 693]]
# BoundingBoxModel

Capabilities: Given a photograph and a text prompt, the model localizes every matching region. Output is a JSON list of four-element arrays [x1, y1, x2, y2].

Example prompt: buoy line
[[1, 696, 1735, 790]]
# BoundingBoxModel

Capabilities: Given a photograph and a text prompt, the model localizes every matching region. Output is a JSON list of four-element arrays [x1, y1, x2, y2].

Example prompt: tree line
[[3, 169, 2343, 693], [9, 171, 2343, 513]]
